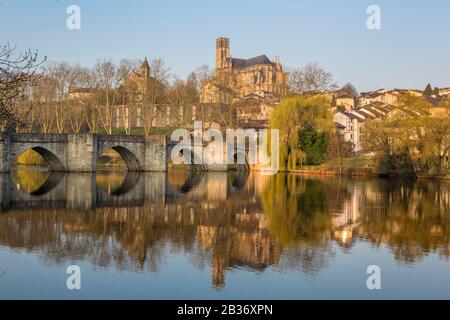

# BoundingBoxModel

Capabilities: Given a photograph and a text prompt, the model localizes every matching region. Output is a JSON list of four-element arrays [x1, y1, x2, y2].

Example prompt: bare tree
[[95, 59, 117, 135], [193, 64, 215, 91], [0, 43, 45, 129], [30, 72, 58, 133], [148, 58, 170, 104], [79, 68, 101, 134], [139, 102, 156, 136], [341, 82, 359, 97], [117, 59, 140, 135], [288, 62, 337, 94], [166, 75, 198, 128], [67, 66, 91, 133], [45, 62, 82, 133]]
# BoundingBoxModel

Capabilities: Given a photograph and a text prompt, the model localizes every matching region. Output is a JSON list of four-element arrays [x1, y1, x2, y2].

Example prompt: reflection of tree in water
[[261, 174, 336, 275], [10, 170, 49, 194], [261, 174, 450, 267], [355, 179, 450, 263], [262, 174, 334, 245]]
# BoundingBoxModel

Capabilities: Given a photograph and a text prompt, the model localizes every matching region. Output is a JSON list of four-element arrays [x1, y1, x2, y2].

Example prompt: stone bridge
[[0, 132, 251, 172]]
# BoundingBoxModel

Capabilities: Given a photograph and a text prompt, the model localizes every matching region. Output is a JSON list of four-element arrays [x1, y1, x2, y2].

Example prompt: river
[[0, 170, 449, 299]]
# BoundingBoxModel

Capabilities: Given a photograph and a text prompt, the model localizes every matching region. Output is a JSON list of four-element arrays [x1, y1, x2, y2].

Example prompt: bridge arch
[[14, 147, 65, 172], [97, 145, 142, 171]]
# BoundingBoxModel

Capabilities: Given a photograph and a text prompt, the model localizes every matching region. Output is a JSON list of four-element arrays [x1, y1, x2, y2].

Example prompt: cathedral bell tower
[[216, 37, 232, 86], [216, 37, 231, 71]]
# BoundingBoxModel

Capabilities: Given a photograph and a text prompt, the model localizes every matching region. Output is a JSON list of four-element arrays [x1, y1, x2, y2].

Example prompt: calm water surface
[[0, 169, 449, 299]]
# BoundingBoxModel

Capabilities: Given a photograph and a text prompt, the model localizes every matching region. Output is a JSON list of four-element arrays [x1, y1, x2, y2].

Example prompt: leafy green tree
[[299, 128, 329, 165], [424, 83, 433, 96], [336, 105, 346, 113], [433, 87, 440, 96], [270, 96, 334, 170]]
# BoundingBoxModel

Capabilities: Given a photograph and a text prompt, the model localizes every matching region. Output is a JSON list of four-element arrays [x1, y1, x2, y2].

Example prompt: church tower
[[216, 37, 231, 71], [216, 37, 232, 86], [141, 57, 150, 79]]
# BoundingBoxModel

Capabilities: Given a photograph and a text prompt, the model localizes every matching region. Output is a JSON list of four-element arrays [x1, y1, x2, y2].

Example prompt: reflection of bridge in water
[[0, 170, 251, 211]]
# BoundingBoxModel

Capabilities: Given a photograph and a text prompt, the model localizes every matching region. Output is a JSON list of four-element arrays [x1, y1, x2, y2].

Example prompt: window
[[136, 107, 142, 127], [116, 108, 121, 128], [125, 107, 130, 128]]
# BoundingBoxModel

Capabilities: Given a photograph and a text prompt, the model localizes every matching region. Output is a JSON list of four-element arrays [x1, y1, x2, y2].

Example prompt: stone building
[[125, 57, 165, 104], [332, 90, 357, 110], [235, 92, 281, 128], [201, 37, 288, 103], [68, 88, 98, 101], [358, 88, 423, 107], [199, 82, 235, 105]]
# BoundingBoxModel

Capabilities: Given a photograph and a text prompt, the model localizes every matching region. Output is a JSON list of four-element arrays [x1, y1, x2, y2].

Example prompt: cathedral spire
[[141, 56, 150, 78]]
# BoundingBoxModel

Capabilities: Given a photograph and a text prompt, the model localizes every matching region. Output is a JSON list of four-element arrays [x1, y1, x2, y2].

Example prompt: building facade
[[212, 37, 289, 99], [199, 82, 235, 105]]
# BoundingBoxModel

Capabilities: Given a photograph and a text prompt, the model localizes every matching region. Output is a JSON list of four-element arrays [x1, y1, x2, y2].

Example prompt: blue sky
[[1, 0, 449, 91]]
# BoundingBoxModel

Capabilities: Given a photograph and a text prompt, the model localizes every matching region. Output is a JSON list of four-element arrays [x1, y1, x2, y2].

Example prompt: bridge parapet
[[11, 133, 69, 143]]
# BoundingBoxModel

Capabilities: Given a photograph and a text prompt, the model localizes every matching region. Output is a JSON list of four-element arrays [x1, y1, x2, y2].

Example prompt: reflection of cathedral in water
[[0, 171, 449, 288]]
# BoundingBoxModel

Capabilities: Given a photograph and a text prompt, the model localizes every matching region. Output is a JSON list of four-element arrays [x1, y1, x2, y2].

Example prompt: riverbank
[[283, 157, 450, 180], [285, 157, 376, 177]]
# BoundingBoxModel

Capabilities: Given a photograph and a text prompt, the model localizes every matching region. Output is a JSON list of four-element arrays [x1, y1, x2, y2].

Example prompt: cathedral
[[200, 37, 289, 104]]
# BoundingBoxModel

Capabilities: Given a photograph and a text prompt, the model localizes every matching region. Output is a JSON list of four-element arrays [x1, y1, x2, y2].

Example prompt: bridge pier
[[0, 133, 11, 172], [66, 134, 97, 172]]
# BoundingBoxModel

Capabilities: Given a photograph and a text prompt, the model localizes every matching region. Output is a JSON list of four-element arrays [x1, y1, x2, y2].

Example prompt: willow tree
[[270, 95, 334, 170]]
